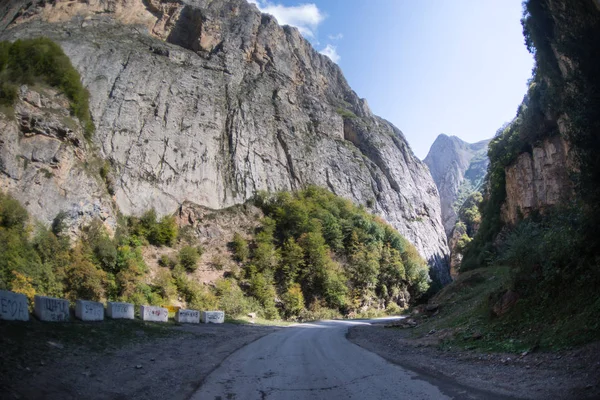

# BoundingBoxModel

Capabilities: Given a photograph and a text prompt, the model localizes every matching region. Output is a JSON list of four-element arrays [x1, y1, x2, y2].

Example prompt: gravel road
[[192, 319, 512, 400]]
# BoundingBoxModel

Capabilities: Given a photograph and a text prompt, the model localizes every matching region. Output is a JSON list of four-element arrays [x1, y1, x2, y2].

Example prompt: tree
[[231, 232, 250, 263], [282, 283, 305, 318], [278, 238, 304, 288]]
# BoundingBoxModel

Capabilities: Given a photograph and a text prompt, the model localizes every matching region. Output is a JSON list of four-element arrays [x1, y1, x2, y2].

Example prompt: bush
[[231, 232, 249, 263], [281, 283, 305, 318], [385, 301, 402, 315], [215, 278, 251, 317], [178, 246, 200, 272], [153, 269, 177, 300], [299, 300, 341, 321], [149, 216, 178, 246], [158, 254, 177, 269]]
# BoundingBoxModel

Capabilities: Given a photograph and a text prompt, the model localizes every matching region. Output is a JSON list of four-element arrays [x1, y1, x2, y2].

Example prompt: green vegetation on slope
[[0, 38, 94, 136], [0, 193, 184, 308], [0, 187, 429, 321], [244, 186, 431, 318]]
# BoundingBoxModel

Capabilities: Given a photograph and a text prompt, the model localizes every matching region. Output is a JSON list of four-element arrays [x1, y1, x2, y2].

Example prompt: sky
[[248, 0, 534, 159]]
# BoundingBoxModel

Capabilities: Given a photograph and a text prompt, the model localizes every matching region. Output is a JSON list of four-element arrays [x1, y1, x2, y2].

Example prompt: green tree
[[281, 283, 305, 318], [231, 232, 250, 263]]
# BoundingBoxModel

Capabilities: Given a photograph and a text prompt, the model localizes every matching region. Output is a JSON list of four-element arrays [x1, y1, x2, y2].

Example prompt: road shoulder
[[347, 324, 600, 400]]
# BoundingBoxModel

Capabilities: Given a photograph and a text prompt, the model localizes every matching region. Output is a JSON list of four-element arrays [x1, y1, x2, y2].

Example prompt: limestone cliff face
[[424, 134, 489, 236], [0, 0, 450, 282], [501, 136, 572, 225], [0, 85, 116, 235]]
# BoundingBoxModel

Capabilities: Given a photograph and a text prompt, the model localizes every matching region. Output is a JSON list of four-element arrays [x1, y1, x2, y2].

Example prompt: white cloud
[[248, 0, 325, 38], [328, 33, 343, 40], [319, 44, 340, 63]]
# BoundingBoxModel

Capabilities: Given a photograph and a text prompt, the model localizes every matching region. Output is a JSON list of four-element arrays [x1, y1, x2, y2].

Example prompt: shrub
[[215, 278, 251, 317], [385, 301, 402, 315], [64, 245, 107, 302], [178, 245, 200, 272], [158, 254, 177, 269], [153, 269, 177, 300], [281, 283, 305, 318], [149, 216, 178, 246]]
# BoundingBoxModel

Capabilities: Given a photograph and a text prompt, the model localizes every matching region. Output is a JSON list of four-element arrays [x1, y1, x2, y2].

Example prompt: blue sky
[[248, 0, 534, 159]]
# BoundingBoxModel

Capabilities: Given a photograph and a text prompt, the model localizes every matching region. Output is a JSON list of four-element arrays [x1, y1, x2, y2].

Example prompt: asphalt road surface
[[192, 319, 505, 400]]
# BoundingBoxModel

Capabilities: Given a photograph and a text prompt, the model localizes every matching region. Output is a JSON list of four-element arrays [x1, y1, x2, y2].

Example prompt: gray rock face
[[0, 86, 116, 235], [0, 0, 450, 283], [424, 134, 489, 236]]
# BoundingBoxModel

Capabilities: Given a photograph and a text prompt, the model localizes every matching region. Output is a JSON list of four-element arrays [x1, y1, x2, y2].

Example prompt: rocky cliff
[[501, 135, 572, 225], [0, 0, 450, 283], [424, 134, 489, 235], [0, 85, 116, 236]]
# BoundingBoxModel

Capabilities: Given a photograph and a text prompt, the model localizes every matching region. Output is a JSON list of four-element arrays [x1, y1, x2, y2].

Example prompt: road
[[192, 319, 493, 400]]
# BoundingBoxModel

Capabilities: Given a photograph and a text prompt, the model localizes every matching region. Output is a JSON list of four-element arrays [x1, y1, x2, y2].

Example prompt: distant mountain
[[424, 134, 490, 236]]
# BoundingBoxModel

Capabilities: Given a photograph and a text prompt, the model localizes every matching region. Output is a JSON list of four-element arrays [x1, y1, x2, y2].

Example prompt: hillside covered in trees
[[0, 186, 431, 321]]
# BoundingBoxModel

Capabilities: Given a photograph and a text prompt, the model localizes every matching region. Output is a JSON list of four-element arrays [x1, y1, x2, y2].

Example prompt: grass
[[0, 318, 180, 358], [408, 265, 600, 353], [335, 107, 358, 119]]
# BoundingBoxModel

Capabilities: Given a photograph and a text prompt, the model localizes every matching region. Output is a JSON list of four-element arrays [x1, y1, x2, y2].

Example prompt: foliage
[[335, 107, 357, 119], [153, 269, 177, 301], [214, 278, 254, 317], [463, 0, 600, 273], [178, 245, 200, 272], [0, 188, 427, 322], [128, 209, 179, 247], [281, 283, 305, 319], [230, 232, 250, 262], [249, 186, 430, 318], [0, 38, 94, 136]]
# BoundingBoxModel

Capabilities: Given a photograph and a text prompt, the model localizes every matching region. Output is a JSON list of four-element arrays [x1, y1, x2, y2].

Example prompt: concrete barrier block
[[75, 300, 104, 321], [140, 305, 168, 322], [34, 295, 70, 322], [201, 311, 225, 324], [106, 302, 134, 319], [0, 290, 29, 321], [175, 309, 200, 323]]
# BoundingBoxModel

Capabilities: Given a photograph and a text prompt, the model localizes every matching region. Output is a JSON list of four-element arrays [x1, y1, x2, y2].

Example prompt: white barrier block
[[140, 305, 168, 322], [75, 300, 104, 321], [201, 311, 225, 324], [106, 302, 134, 319], [34, 295, 69, 322], [175, 309, 200, 323], [0, 290, 29, 321]]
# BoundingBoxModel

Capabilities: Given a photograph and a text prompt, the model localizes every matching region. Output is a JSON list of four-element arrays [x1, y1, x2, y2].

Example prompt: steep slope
[[0, 84, 116, 235], [0, 0, 450, 283], [424, 134, 489, 235]]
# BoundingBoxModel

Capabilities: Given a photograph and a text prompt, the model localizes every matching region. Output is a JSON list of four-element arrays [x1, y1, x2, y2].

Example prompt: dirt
[[347, 323, 600, 400], [0, 321, 280, 400]]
